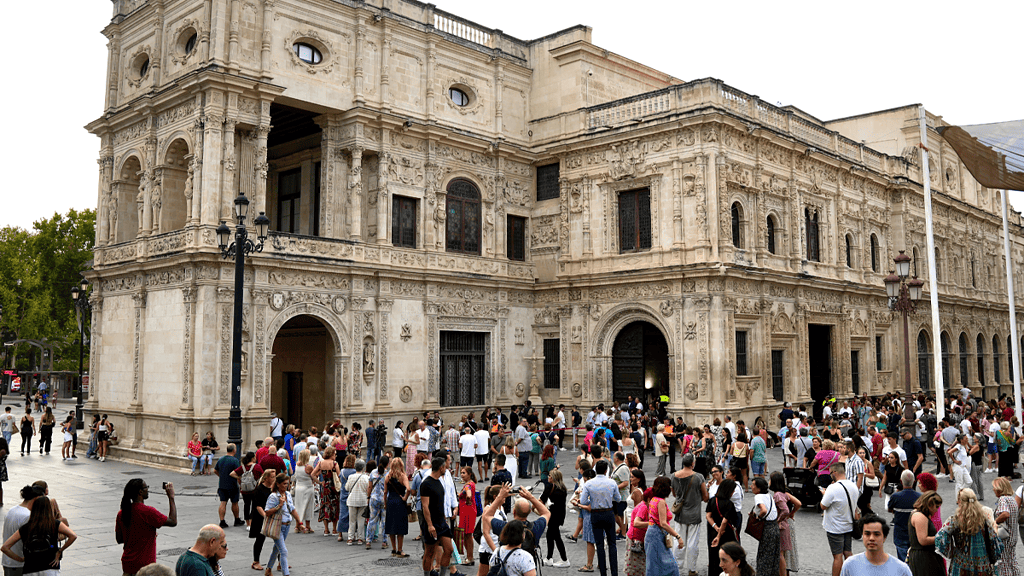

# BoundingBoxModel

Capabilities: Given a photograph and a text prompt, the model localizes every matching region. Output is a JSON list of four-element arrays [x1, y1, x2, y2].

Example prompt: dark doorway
[[808, 324, 832, 420], [284, 372, 303, 428], [612, 321, 669, 405], [270, 315, 334, 429]]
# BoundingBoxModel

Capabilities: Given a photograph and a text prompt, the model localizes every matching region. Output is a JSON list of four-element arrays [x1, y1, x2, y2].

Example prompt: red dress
[[457, 481, 477, 532]]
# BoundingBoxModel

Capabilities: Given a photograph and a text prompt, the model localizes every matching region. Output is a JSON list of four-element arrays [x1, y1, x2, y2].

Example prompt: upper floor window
[[618, 188, 651, 253], [276, 168, 302, 234], [736, 330, 748, 376], [294, 43, 322, 64], [870, 234, 879, 272], [392, 195, 417, 248], [805, 208, 820, 262], [845, 234, 854, 268], [184, 32, 198, 55], [731, 202, 743, 248], [446, 179, 481, 255], [536, 163, 560, 201], [507, 215, 526, 261], [449, 88, 470, 107], [766, 215, 777, 254]]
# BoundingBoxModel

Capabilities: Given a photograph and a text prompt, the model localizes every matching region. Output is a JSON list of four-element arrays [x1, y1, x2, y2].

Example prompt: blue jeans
[[894, 535, 909, 563], [591, 509, 619, 576], [267, 522, 291, 574], [519, 453, 529, 478], [189, 455, 201, 473], [2, 432, 10, 445]]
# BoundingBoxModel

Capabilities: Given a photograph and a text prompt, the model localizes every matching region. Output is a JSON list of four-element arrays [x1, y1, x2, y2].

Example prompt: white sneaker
[[541, 559, 552, 566], [935, 473, 947, 478], [553, 560, 571, 568]]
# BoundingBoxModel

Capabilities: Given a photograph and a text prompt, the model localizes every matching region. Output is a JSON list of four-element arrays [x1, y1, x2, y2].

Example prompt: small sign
[[82, 376, 89, 396], [10, 377, 21, 392]]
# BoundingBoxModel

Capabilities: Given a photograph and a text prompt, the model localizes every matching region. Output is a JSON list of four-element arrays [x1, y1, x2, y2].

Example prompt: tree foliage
[[0, 209, 95, 373]]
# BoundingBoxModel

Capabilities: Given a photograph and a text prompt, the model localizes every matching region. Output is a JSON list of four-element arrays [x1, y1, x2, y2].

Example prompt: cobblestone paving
[[4, 420, 1024, 575]]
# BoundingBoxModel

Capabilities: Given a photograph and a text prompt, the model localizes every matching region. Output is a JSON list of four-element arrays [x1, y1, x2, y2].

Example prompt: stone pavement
[[4, 426, 1024, 576]]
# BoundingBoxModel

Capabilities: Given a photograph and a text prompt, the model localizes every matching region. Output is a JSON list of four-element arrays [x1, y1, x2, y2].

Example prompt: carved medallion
[[572, 382, 582, 398], [514, 382, 526, 398], [332, 296, 347, 314], [399, 386, 413, 403], [270, 292, 286, 310]]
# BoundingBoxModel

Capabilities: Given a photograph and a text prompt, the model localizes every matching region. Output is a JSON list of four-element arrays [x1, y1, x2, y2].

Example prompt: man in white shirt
[[2, 485, 41, 575], [820, 463, 859, 576], [457, 427, 477, 470], [881, 435, 908, 469], [595, 409, 609, 427], [515, 422, 531, 478], [586, 407, 598, 427], [554, 405, 567, 449], [474, 426, 491, 481], [839, 515, 912, 576], [823, 403, 834, 420], [723, 416, 737, 442], [0, 408, 15, 445], [269, 413, 284, 442]]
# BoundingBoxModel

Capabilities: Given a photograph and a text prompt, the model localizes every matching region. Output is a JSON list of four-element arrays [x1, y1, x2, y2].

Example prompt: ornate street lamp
[[218, 193, 270, 452], [884, 250, 924, 394], [70, 278, 90, 430]]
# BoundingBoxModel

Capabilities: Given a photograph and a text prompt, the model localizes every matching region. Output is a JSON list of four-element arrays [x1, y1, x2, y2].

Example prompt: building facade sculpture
[[85, 0, 1024, 463]]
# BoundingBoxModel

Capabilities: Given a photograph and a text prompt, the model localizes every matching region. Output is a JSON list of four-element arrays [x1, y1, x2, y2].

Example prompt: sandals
[[382, 542, 389, 549], [251, 562, 263, 571], [578, 566, 594, 573], [395, 551, 410, 558], [365, 542, 372, 550]]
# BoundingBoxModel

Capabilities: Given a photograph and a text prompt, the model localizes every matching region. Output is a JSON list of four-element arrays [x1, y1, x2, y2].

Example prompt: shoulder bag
[[261, 508, 282, 540], [332, 463, 342, 492], [743, 495, 773, 541], [839, 482, 863, 540]]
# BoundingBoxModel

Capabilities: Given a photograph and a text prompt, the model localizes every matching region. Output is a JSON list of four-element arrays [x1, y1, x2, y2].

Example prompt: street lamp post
[[884, 250, 925, 394], [217, 193, 270, 453], [70, 278, 90, 430]]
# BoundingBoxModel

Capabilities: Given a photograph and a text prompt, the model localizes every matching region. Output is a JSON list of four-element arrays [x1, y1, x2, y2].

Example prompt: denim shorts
[[751, 461, 766, 476]]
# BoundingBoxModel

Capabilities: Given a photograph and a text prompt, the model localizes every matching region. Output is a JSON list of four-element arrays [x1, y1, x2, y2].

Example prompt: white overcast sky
[[2, 0, 1021, 230]]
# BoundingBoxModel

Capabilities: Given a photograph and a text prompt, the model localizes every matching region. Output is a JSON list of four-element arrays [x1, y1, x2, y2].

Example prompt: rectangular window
[[439, 331, 486, 407], [543, 338, 560, 390], [736, 330, 748, 376], [771, 350, 784, 400], [875, 336, 883, 371], [536, 163, 560, 201], [312, 162, 321, 236], [851, 350, 860, 395], [391, 196, 417, 248], [619, 188, 652, 253], [507, 215, 526, 261], [276, 168, 302, 234]]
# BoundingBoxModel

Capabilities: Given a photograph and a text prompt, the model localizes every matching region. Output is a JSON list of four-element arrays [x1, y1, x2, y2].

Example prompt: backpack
[[520, 520, 537, 553], [240, 463, 258, 492], [23, 529, 56, 563], [486, 548, 517, 576]]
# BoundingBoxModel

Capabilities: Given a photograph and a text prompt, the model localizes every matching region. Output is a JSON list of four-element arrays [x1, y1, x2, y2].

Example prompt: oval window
[[185, 32, 198, 54], [138, 58, 150, 78], [293, 42, 322, 65], [449, 87, 470, 107]]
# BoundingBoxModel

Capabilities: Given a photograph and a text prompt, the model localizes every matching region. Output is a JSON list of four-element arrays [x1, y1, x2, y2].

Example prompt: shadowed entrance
[[611, 321, 669, 405], [270, 315, 335, 429]]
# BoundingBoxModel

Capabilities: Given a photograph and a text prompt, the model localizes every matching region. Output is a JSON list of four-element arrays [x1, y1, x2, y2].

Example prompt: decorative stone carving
[[609, 140, 647, 179], [399, 386, 413, 403], [514, 327, 525, 345], [400, 323, 412, 341], [685, 382, 698, 400], [572, 382, 582, 397], [659, 301, 674, 317], [514, 382, 526, 398]]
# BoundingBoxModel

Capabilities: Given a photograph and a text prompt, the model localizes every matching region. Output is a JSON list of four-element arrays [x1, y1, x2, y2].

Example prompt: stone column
[[314, 115, 343, 238], [263, 353, 274, 412], [152, 0, 165, 85], [180, 286, 197, 414], [334, 353, 346, 419], [152, 167, 164, 234], [97, 153, 114, 246], [425, 38, 436, 121], [349, 147, 363, 241], [261, 1, 275, 78], [254, 122, 271, 218], [201, 0, 213, 62], [672, 159, 683, 248], [377, 149, 390, 244], [354, 18, 366, 104], [105, 29, 121, 110], [141, 135, 157, 236], [222, 119, 238, 221], [185, 118, 204, 224], [494, 61, 504, 136], [227, 0, 240, 72], [201, 112, 225, 225], [380, 27, 392, 111], [125, 290, 147, 448], [85, 294, 103, 408]]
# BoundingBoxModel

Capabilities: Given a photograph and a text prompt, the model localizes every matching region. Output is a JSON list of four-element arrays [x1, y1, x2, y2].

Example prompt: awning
[[936, 120, 1024, 191]]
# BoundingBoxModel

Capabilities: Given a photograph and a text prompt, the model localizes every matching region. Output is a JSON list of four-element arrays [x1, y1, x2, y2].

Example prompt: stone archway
[[611, 321, 670, 405], [157, 137, 191, 232], [591, 305, 674, 405]]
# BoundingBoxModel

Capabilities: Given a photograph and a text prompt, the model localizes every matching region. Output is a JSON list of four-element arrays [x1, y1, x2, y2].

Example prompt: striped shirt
[[845, 454, 865, 492], [445, 428, 460, 452]]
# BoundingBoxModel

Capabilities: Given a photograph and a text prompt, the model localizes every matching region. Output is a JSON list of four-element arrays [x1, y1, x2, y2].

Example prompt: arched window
[[941, 332, 951, 388], [971, 254, 977, 288], [766, 215, 776, 254], [805, 208, 820, 262], [935, 248, 942, 282], [912, 247, 921, 278], [1010, 336, 1015, 383], [731, 202, 743, 248], [870, 234, 879, 272], [445, 178, 481, 255], [845, 234, 854, 268], [993, 335, 1001, 384], [959, 333, 970, 387], [918, 330, 931, 391], [977, 334, 986, 385]]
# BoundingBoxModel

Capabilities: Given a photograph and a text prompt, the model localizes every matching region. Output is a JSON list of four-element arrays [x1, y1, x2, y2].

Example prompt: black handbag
[[840, 483, 863, 540]]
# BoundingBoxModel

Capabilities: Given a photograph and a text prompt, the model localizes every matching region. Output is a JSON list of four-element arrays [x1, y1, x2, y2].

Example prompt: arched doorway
[[114, 156, 142, 242], [270, 315, 336, 429], [157, 138, 190, 232], [611, 321, 669, 405]]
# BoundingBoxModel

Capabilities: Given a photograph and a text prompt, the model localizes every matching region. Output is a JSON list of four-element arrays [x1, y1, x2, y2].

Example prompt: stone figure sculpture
[[363, 342, 375, 374]]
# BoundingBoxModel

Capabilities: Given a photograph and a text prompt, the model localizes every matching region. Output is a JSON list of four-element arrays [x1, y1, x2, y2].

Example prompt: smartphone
[[162, 482, 168, 490]]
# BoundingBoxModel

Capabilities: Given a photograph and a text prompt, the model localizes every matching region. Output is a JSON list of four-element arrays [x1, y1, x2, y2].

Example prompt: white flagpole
[[1001, 188, 1022, 423], [920, 106, 945, 420]]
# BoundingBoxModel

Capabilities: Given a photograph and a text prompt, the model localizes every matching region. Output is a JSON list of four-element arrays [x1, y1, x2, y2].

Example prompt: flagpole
[[1001, 187, 1022, 423], [920, 106, 945, 420]]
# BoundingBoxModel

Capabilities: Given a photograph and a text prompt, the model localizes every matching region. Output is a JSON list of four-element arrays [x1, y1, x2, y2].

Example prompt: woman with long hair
[[857, 446, 877, 515], [731, 433, 749, 490], [231, 451, 263, 528], [201, 431, 219, 475], [1, 495, 76, 574], [186, 432, 202, 476], [312, 446, 340, 536], [502, 436, 519, 488], [936, 488, 1003, 576], [706, 478, 739, 576], [539, 444, 557, 498], [625, 488, 652, 576], [644, 476, 681, 576], [718, 542, 755, 576], [19, 408, 34, 458], [96, 414, 112, 462], [58, 414, 72, 461], [907, 491, 944, 575], [263, 473, 302, 576], [292, 449, 315, 534], [365, 455, 391, 549], [879, 451, 906, 503], [769, 471, 800, 576], [455, 465, 477, 565], [249, 469, 276, 571], [947, 433, 973, 495], [39, 408, 55, 456], [751, 477, 779, 576], [336, 454, 356, 542], [541, 469, 569, 568], [992, 477, 1019, 576], [384, 458, 411, 558]]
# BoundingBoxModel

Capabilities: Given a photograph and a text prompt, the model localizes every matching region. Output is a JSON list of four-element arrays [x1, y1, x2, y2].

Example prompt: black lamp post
[[70, 278, 90, 430], [217, 193, 270, 453], [884, 250, 925, 394]]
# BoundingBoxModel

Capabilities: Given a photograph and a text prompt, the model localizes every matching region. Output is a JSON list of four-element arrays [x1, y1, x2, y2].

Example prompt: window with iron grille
[[439, 331, 486, 407], [977, 334, 985, 385], [543, 338, 560, 389], [918, 331, 932, 391], [731, 203, 743, 248], [959, 333, 969, 386], [536, 163, 560, 201], [851, 350, 860, 395], [507, 215, 526, 261], [766, 216, 776, 254], [392, 195, 417, 248], [876, 336, 883, 371], [619, 188, 652, 253], [277, 168, 302, 234], [805, 208, 820, 262], [771, 350, 784, 400], [993, 335, 1001, 383], [870, 235, 879, 272], [846, 235, 853, 268], [445, 179, 481, 255], [736, 330, 748, 376]]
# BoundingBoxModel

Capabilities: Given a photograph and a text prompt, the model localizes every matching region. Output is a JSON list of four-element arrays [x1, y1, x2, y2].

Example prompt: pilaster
[[349, 147, 364, 241], [221, 118, 238, 221], [200, 110, 225, 224], [314, 115, 344, 238]]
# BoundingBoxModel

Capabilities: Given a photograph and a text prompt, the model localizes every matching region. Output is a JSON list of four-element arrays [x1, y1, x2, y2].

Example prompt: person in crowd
[[482, 481, 550, 570], [820, 462, 858, 576], [57, 413, 73, 461], [995, 421, 1019, 479], [611, 452, 631, 538], [18, 409, 34, 458], [947, 433, 973, 495], [624, 487, 650, 576], [706, 477, 739, 576], [455, 466, 476, 565], [477, 485, 505, 576], [84, 414, 100, 459], [230, 452, 263, 529], [312, 445, 340, 536], [344, 460, 370, 546], [263, 473, 302, 576], [186, 432, 203, 476], [38, 408, 54, 457], [488, 520, 538, 576], [879, 450, 907, 503], [580, 459, 622, 576], [174, 524, 225, 576], [292, 449, 315, 534], [336, 454, 357, 541], [540, 468, 570, 568], [213, 443, 243, 529], [907, 491, 944, 575], [730, 433, 749, 490], [421, 456, 465, 576], [810, 439, 841, 489], [539, 445, 557, 498], [887, 470, 920, 562], [201, 431, 219, 475], [654, 424, 669, 477], [717, 541, 755, 576], [474, 423, 491, 482], [384, 458, 411, 558], [769, 471, 800, 576], [115, 479, 177, 576], [992, 476, 1019, 576], [936, 488, 1003, 576], [750, 476, 780, 576], [856, 446, 877, 514], [0, 493, 76, 576], [248, 469, 276, 571], [95, 413, 114, 462], [838, 515, 911, 576], [641, 476, 680, 576], [670, 453, 707, 576], [1, 485, 41, 576], [502, 437, 520, 489], [366, 455, 391, 549]]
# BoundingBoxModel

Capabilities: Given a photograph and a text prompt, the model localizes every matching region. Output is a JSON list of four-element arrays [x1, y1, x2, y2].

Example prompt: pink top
[[815, 449, 840, 476], [646, 497, 673, 524], [627, 500, 649, 541]]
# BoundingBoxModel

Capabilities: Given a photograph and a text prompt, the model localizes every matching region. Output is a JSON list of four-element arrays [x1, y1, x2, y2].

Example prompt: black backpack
[[23, 530, 56, 563], [486, 548, 517, 576]]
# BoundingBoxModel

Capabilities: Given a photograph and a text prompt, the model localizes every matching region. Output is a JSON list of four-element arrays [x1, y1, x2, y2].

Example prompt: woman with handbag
[[344, 460, 370, 545], [879, 451, 906, 505], [706, 479, 739, 576], [992, 477, 1019, 576], [624, 487, 652, 576], [857, 446, 878, 514], [336, 454, 356, 542], [749, 477, 779, 576], [809, 440, 841, 489], [312, 446, 340, 536], [384, 459, 411, 558], [936, 488, 1003, 576], [249, 469, 276, 571], [769, 472, 800, 576], [643, 476, 681, 576], [262, 473, 302, 576]]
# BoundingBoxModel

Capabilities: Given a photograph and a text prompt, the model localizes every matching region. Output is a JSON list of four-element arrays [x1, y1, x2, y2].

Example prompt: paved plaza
[[4, 420, 1024, 575]]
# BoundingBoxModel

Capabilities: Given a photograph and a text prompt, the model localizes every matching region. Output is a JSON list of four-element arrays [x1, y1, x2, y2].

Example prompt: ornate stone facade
[[85, 0, 1024, 460]]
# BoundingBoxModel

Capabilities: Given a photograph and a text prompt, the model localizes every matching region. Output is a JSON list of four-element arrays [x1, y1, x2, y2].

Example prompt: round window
[[293, 43, 322, 65], [138, 57, 150, 78], [449, 87, 470, 107], [185, 32, 198, 55]]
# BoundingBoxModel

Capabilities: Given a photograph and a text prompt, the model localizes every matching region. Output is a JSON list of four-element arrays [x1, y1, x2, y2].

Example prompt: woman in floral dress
[[993, 477, 1020, 576], [770, 472, 800, 575], [313, 446, 340, 535], [936, 488, 1003, 576]]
